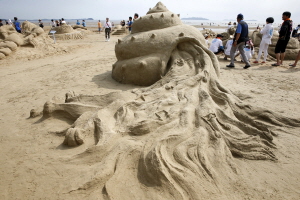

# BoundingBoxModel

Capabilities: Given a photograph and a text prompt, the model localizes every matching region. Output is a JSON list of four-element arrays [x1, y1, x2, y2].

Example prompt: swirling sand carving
[[31, 2, 300, 199]]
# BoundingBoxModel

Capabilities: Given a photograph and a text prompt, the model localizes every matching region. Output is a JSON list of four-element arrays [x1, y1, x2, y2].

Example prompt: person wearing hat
[[209, 34, 224, 55], [227, 13, 251, 69]]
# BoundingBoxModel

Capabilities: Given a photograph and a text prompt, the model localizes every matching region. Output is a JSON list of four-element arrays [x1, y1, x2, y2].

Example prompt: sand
[[1, 23, 300, 199]]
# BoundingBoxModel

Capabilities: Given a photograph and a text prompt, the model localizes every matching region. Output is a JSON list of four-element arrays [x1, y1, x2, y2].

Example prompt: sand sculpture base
[[30, 2, 300, 199]]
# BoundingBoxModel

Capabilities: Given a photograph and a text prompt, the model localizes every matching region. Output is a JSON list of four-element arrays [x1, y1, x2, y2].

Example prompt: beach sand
[[0, 32, 300, 199]]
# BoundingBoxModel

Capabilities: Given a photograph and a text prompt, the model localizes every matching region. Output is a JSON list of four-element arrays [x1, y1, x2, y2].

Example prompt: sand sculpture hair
[[0, 22, 54, 59], [50, 24, 84, 40], [251, 30, 300, 60], [30, 2, 300, 199]]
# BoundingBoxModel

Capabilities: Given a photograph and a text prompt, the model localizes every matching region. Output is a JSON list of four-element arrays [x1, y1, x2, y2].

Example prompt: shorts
[[275, 39, 289, 53], [98, 28, 102, 31], [214, 48, 224, 55]]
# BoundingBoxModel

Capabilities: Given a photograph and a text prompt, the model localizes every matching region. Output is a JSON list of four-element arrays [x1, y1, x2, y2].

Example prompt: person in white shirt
[[241, 39, 254, 62], [254, 17, 274, 63], [104, 18, 112, 41], [61, 18, 66, 24], [224, 39, 239, 60], [209, 34, 224, 55], [204, 34, 210, 47]]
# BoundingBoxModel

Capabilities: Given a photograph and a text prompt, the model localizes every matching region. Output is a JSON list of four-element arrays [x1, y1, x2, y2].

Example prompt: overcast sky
[[1, 0, 299, 23]]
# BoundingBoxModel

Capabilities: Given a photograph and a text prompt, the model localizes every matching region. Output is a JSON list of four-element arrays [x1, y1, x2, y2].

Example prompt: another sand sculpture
[[31, 2, 300, 199], [112, 25, 126, 35], [251, 30, 300, 60], [72, 25, 88, 30], [49, 24, 84, 40], [0, 22, 54, 59], [200, 29, 216, 38]]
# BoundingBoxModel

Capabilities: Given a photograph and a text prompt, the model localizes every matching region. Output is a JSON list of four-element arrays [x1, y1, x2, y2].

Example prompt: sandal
[[253, 61, 259, 63], [261, 61, 266, 63], [271, 63, 280, 66], [289, 64, 296, 67]]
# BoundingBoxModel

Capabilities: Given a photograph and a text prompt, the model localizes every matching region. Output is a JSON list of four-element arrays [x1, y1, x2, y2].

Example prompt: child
[[241, 39, 254, 62], [209, 34, 224, 55], [254, 17, 274, 63], [224, 39, 239, 60]]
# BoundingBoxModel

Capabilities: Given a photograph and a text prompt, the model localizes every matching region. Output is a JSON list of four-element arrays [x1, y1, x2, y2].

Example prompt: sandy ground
[[1, 32, 300, 199]]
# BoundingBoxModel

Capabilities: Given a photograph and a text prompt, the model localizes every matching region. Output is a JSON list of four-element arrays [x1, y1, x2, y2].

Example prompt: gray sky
[[1, 0, 299, 23]]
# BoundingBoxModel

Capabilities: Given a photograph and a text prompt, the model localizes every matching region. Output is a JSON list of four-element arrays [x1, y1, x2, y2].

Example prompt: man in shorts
[[272, 11, 292, 66]]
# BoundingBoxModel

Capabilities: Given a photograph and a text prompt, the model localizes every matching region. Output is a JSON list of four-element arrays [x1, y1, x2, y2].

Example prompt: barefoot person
[[254, 17, 274, 63], [272, 11, 292, 66], [289, 50, 300, 67], [226, 13, 251, 69]]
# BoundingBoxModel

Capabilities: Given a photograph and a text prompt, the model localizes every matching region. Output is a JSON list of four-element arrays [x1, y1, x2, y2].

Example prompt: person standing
[[98, 20, 102, 33], [82, 20, 86, 27], [254, 17, 274, 63], [51, 19, 56, 27], [289, 50, 300, 67], [13, 17, 21, 33], [127, 17, 133, 33], [104, 18, 112, 41], [272, 11, 292, 66], [0, 19, 3, 27], [226, 13, 251, 69]]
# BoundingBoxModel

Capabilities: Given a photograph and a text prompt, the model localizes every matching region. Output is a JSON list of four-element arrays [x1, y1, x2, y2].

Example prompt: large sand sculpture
[[0, 21, 58, 59], [251, 30, 300, 60], [31, 2, 300, 199]]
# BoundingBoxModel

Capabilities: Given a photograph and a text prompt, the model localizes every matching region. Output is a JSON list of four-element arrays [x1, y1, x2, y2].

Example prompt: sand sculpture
[[49, 23, 84, 40], [251, 30, 300, 60], [31, 2, 300, 199], [112, 25, 126, 35], [0, 22, 54, 59], [72, 25, 88, 30]]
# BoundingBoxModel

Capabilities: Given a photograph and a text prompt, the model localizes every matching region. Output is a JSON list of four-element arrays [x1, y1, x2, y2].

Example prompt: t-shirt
[[82, 22, 86, 27], [241, 47, 253, 61], [98, 22, 102, 28], [209, 38, 223, 53], [13, 21, 21, 31], [279, 19, 292, 40], [260, 23, 273, 44], [224, 40, 233, 55], [128, 20, 133, 31], [104, 21, 112, 28]]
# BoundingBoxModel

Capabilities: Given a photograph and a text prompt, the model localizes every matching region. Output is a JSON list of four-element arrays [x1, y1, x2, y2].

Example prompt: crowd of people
[[1, 11, 299, 67], [207, 11, 300, 68]]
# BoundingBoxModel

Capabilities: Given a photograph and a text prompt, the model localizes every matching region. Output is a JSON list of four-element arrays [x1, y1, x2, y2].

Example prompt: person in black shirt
[[272, 11, 293, 66], [0, 19, 3, 27]]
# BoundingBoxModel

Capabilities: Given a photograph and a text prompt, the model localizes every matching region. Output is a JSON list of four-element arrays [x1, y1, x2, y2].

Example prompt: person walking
[[254, 17, 274, 63], [104, 18, 112, 41], [272, 11, 292, 66], [226, 13, 251, 69], [98, 20, 102, 33]]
